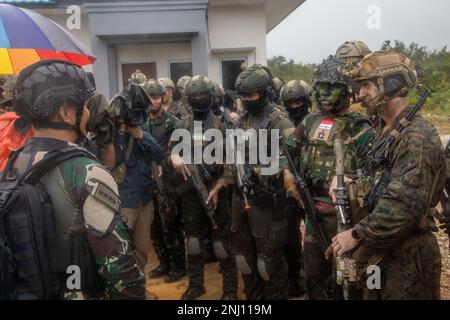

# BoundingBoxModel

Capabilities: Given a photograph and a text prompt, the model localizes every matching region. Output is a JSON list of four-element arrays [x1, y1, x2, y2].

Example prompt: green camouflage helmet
[[313, 56, 348, 87], [184, 75, 214, 96], [272, 77, 284, 93], [235, 64, 274, 95], [143, 79, 166, 96], [280, 80, 312, 102]]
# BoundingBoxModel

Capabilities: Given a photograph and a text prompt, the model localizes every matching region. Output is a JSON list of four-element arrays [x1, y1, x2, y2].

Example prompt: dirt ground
[[145, 226, 449, 300], [144, 116, 450, 300]]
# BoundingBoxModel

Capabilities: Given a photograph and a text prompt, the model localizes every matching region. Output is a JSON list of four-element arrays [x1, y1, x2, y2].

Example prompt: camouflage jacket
[[354, 108, 446, 251], [11, 137, 145, 299], [293, 111, 375, 203]]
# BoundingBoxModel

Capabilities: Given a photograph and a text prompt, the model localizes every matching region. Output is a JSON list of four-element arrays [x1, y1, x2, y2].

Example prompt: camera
[[110, 83, 150, 127]]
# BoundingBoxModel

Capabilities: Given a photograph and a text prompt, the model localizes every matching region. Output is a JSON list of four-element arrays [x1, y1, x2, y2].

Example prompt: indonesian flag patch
[[313, 118, 334, 141], [318, 119, 334, 130]]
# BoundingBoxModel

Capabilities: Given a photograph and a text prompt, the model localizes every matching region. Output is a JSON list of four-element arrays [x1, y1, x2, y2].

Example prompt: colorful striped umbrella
[[0, 3, 96, 74]]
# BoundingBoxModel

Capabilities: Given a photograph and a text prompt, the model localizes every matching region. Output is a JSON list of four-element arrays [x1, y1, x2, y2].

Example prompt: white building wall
[[115, 42, 192, 86], [207, 4, 267, 84]]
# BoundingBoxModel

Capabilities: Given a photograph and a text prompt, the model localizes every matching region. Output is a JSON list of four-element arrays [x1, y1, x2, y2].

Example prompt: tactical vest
[[301, 112, 371, 200], [238, 104, 287, 197]]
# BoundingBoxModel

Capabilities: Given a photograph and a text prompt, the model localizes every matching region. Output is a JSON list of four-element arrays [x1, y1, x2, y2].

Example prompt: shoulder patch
[[83, 164, 120, 235]]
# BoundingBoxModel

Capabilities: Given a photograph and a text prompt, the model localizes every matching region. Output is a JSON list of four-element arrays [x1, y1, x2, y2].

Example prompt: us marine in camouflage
[[293, 56, 375, 300], [331, 50, 445, 300], [231, 65, 297, 300], [169, 75, 238, 300], [142, 79, 186, 283], [9, 60, 145, 299]]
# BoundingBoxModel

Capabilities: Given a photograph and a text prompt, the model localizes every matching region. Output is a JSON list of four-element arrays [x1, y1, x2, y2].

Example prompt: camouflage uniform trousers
[[303, 211, 336, 300], [231, 192, 289, 300], [151, 194, 186, 271], [363, 231, 441, 300], [182, 188, 237, 294], [284, 199, 305, 291], [303, 210, 369, 300]]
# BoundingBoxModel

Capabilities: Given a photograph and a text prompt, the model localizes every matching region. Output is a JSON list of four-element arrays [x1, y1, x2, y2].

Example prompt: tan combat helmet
[[177, 75, 191, 96], [129, 69, 147, 86], [159, 77, 175, 107], [352, 50, 419, 110], [335, 40, 371, 59], [159, 77, 175, 91]]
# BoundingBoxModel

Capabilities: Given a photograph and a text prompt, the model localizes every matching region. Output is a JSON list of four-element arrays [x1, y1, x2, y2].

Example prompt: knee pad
[[235, 255, 251, 275], [213, 241, 228, 260], [257, 258, 270, 281], [186, 237, 201, 255]]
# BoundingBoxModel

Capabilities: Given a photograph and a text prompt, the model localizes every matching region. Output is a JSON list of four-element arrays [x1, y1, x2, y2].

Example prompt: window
[[221, 59, 246, 91], [121, 62, 156, 87], [169, 61, 193, 85]]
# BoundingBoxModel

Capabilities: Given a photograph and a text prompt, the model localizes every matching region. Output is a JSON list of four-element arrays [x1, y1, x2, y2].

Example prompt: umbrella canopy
[[0, 3, 96, 74]]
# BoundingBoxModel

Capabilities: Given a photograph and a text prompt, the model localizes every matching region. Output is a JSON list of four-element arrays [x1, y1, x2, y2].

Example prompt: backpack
[[0, 146, 99, 300]]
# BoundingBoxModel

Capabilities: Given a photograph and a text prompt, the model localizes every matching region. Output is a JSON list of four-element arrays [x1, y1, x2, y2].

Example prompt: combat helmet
[[177, 75, 191, 96], [184, 75, 214, 112], [335, 41, 371, 60], [14, 59, 95, 132], [312, 56, 350, 113], [130, 69, 147, 86], [352, 50, 418, 110], [235, 64, 275, 114], [144, 79, 166, 97]]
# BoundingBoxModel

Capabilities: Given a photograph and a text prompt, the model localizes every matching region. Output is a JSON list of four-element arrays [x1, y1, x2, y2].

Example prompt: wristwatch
[[351, 229, 362, 242]]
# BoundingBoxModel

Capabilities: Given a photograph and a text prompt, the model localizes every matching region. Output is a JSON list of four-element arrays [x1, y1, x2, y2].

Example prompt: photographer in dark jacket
[[111, 84, 165, 272]]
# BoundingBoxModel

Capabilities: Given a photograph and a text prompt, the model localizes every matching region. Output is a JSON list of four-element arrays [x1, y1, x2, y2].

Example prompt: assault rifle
[[186, 163, 218, 230], [279, 136, 329, 251]]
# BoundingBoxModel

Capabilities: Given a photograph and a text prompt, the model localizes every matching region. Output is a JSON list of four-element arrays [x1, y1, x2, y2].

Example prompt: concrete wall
[[115, 42, 192, 87], [206, 4, 266, 84]]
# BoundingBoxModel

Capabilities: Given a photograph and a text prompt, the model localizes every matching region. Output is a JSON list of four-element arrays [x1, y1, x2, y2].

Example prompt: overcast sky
[[267, 0, 450, 63]]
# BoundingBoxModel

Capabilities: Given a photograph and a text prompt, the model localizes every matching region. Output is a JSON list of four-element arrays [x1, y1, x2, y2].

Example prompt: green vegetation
[[268, 40, 450, 116]]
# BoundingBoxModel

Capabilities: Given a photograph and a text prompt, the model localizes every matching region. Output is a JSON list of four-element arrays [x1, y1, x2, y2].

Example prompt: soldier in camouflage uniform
[[143, 80, 186, 283], [231, 65, 297, 300], [331, 50, 445, 300], [84, 72, 116, 169], [161, 76, 192, 127], [280, 80, 312, 127], [9, 60, 145, 299], [335, 41, 371, 115], [169, 75, 238, 300], [174, 75, 193, 116], [293, 56, 375, 300], [278, 79, 313, 297], [272, 77, 284, 105]]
